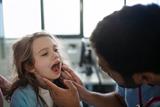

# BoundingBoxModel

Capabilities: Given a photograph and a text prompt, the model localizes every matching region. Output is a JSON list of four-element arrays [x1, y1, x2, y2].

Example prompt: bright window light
[[83, 0, 123, 38], [44, 0, 80, 35], [126, 0, 160, 6], [3, 0, 41, 38]]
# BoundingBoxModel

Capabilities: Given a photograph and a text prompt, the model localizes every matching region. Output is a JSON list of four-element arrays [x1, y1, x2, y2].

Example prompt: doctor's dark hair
[[90, 4, 160, 79]]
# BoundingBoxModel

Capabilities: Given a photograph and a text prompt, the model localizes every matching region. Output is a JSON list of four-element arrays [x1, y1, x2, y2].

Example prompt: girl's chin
[[51, 74, 61, 80]]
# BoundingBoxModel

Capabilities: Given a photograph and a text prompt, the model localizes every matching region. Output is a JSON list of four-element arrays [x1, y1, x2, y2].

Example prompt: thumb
[[73, 81, 81, 87], [73, 81, 86, 94], [64, 80, 77, 91]]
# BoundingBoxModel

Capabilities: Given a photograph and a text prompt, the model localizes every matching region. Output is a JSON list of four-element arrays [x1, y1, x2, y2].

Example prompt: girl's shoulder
[[11, 84, 38, 107], [12, 84, 36, 98]]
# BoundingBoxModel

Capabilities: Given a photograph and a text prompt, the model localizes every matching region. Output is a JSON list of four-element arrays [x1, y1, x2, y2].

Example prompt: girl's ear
[[24, 64, 35, 73]]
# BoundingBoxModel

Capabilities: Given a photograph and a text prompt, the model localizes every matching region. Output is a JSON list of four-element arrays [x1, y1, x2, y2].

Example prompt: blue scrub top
[[116, 84, 160, 107]]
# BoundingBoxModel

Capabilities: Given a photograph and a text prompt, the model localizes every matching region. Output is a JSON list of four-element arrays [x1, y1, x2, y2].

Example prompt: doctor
[[43, 3, 160, 107]]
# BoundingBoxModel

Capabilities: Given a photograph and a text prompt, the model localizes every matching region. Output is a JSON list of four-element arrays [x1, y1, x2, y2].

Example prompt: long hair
[[6, 32, 56, 106]]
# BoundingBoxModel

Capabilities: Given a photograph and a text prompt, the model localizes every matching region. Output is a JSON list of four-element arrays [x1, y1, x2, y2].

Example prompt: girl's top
[[39, 87, 54, 107], [11, 84, 46, 107]]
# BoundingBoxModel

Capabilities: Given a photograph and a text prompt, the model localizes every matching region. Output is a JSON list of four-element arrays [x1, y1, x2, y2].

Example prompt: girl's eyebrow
[[38, 48, 48, 53], [37, 44, 58, 54]]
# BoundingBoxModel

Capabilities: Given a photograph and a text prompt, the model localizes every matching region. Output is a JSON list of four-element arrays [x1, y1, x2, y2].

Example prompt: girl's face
[[32, 36, 62, 80]]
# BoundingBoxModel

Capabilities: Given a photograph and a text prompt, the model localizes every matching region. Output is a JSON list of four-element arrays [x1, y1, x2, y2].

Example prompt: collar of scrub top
[[144, 96, 160, 107], [138, 86, 143, 107], [137, 86, 160, 107]]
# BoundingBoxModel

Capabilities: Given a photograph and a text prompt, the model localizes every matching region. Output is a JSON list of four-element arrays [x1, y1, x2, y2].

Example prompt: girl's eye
[[41, 52, 48, 56], [54, 49, 58, 52]]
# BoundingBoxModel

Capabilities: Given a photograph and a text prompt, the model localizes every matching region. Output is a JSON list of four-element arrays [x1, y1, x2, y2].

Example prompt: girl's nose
[[51, 52, 60, 60]]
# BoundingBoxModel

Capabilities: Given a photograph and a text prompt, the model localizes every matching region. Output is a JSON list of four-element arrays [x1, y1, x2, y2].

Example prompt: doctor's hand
[[61, 64, 83, 86], [43, 78, 81, 107], [61, 64, 88, 100]]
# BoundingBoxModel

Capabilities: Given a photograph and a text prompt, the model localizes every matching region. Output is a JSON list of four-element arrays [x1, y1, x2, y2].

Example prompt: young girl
[[6, 32, 66, 107]]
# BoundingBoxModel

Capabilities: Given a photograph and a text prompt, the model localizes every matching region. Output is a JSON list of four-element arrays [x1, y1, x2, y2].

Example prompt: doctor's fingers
[[43, 78, 77, 93], [72, 81, 88, 100], [63, 80, 78, 92], [62, 64, 75, 75], [43, 78, 64, 94], [61, 70, 73, 80], [62, 64, 83, 85]]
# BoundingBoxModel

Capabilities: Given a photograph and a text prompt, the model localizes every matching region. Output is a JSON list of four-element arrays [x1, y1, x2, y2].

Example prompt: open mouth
[[51, 62, 61, 73]]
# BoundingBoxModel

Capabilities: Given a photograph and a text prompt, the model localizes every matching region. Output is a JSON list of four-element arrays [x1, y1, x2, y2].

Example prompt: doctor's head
[[90, 4, 160, 88]]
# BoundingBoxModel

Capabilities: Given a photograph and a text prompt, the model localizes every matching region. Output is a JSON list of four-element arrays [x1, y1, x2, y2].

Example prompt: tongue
[[52, 65, 59, 72]]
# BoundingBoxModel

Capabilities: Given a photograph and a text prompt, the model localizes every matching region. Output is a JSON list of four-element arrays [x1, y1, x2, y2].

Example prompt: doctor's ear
[[133, 72, 155, 84], [141, 72, 155, 84]]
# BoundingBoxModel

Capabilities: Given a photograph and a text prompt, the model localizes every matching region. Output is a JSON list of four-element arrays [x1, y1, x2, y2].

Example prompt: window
[[83, 0, 123, 38], [43, 0, 80, 35], [126, 0, 160, 6], [0, 1, 3, 37], [3, 0, 41, 38], [3, 0, 80, 38]]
